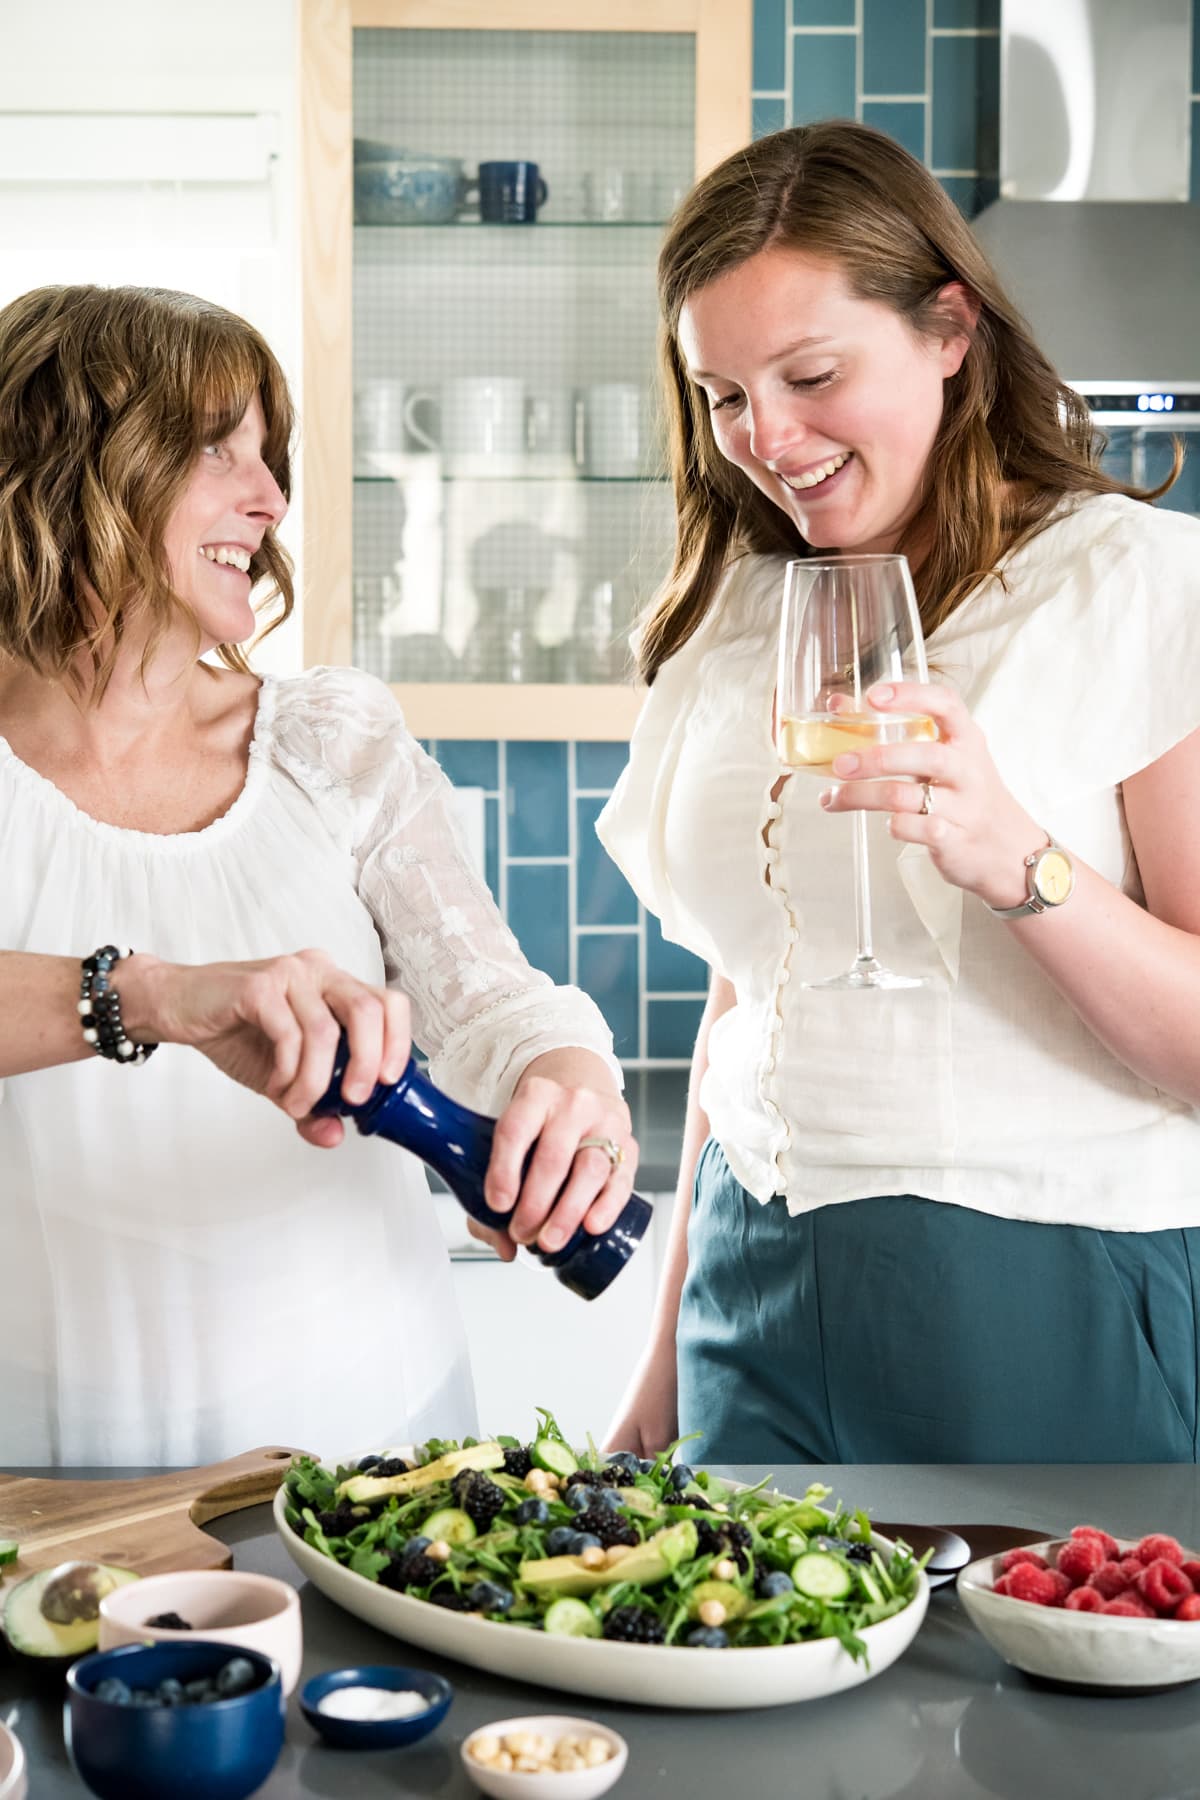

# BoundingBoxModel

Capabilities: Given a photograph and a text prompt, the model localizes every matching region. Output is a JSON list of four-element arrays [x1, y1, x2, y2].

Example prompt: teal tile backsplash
[[421, 0, 1200, 1068]]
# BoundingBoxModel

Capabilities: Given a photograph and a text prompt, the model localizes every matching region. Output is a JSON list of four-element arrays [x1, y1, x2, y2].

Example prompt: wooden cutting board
[[0, 1444, 312, 1583]]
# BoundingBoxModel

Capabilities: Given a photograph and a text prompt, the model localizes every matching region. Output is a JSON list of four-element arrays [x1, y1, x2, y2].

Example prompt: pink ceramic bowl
[[98, 1570, 303, 1695]]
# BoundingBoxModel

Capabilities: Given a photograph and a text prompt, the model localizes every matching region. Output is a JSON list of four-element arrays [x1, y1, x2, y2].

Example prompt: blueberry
[[605, 1451, 642, 1476], [668, 1464, 694, 1491], [567, 1532, 602, 1555], [596, 1487, 626, 1512], [516, 1497, 549, 1525], [468, 1580, 515, 1614], [758, 1571, 794, 1598], [563, 1485, 591, 1513], [95, 1677, 132, 1706], [546, 1526, 578, 1556], [216, 1656, 258, 1698], [686, 1625, 729, 1649], [155, 1678, 185, 1707], [185, 1678, 214, 1703], [402, 1535, 432, 1559], [356, 1453, 382, 1472], [639, 1459, 656, 1475], [131, 1690, 158, 1707]]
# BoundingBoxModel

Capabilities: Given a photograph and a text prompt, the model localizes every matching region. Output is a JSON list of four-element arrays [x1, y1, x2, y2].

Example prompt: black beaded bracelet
[[78, 945, 158, 1065]]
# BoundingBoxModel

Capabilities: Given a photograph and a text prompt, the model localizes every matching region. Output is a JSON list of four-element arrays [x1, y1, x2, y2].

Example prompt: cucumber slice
[[790, 1550, 853, 1601], [858, 1565, 885, 1606], [423, 1507, 477, 1546], [531, 1437, 579, 1479], [543, 1597, 601, 1638], [0, 1541, 17, 1566]]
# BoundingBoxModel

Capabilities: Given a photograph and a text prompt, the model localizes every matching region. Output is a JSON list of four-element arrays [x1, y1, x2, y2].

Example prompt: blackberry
[[428, 1588, 475, 1612], [694, 1520, 723, 1558], [817, 1535, 872, 1564], [373, 1457, 410, 1478], [562, 1469, 606, 1489], [502, 1446, 534, 1479], [599, 1464, 635, 1488], [602, 1606, 665, 1645], [315, 1503, 366, 1538], [451, 1471, 507, 1531], [379, 1550, 441, 1592], [572, 1507, 639, 1549], [694, 1518, 750, 1572]]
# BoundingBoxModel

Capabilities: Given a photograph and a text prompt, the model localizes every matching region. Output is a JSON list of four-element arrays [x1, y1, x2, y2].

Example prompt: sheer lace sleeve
[[269, 666, 620, 1112]]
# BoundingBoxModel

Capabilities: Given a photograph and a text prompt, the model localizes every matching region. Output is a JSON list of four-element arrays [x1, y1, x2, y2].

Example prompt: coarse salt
[[318, 1685, 430, 1722]]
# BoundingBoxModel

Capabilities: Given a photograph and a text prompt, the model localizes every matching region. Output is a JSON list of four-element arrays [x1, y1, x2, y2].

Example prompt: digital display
[[1080, 390, 1200, 414], [1137, 393, 1175, 412]]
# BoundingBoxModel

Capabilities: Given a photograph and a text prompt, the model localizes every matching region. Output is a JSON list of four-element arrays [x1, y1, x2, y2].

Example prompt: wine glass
[[777, 553, 936, 990]]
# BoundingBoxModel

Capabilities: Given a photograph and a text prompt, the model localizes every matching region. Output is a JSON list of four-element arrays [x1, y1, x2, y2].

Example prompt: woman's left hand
[[474, 1071, 637, 1259], [818, 681, 1044, 910]]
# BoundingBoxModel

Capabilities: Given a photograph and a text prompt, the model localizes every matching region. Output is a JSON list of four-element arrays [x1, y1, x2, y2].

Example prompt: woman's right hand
[[603, 1336, 679, 1459], [121, 949, 412, 1147]]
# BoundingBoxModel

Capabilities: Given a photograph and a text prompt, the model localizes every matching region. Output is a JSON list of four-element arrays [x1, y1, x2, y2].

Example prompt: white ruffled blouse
[[0, 665, 618, 1466], [597, 494, 1200, 1232]]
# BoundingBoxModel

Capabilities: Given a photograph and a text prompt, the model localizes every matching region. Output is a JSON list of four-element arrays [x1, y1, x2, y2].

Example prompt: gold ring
[[919, 781, 935, 816], [578, 1135, 624, 1172]]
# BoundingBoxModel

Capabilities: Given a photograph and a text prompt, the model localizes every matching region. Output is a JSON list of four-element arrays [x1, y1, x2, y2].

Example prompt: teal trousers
[[676, 1140, 1200, 1464]]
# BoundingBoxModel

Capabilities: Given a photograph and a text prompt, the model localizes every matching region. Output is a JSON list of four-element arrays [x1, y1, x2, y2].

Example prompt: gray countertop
[[4, 1462, 1200, 1798]]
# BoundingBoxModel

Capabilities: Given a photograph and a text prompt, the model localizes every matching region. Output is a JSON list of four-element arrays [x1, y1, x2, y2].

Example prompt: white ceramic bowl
[[98, 1570, 303, 1695], [958, 1536, 1200, 1689], [274, 1474, 928, 1710], [462, 1716, 627, 1800], [0, 1719, 27, 1800]]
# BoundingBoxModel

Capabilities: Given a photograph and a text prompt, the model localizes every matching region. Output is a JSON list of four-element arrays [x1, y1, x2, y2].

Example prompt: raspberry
[[1135, 1534, 1184, 1567], [1102, 1596, 1154, 1618], [1181, 1562, 1200, 1592], [1119, 1556, 1146, 1583], [1064, 1586, 1105, 1612], [992, 1575, 1012, 1596], [1005, 1563, 1061, 1606], [1046, 1570, 1073, 1605], [1175, 1594, 1200, 1622], [999, 1548, 1049, 1573], [1088, 1560, 1134, 1600], [1138, 1558, 1193, 1614], [1055, 1538, 1105, 1586], [1070, 1525, 1120, 1561]]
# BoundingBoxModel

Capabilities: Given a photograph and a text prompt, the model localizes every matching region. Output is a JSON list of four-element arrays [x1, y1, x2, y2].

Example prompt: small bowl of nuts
[[461, 1715, 627, 1799]]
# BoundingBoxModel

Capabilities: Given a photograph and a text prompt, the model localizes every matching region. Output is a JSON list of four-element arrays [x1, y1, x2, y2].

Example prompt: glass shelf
[[354, 219, 673, 230], [353, 472, 666, 485]]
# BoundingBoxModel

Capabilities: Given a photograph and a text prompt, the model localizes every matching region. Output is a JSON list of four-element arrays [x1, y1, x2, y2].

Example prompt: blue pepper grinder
[[314, 1039, 651, 1300]]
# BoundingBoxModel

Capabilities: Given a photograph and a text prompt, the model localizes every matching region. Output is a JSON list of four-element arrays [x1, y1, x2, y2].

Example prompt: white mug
[[354, 378, 413, 472], [579, 382, 644, 479], [405, 376, 529, 476]]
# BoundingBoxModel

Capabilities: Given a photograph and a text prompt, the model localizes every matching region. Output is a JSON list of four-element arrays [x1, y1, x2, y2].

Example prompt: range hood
[[971, 0, 1200, 422]]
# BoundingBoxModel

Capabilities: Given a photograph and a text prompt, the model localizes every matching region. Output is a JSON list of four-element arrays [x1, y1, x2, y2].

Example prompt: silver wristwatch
[[986, 840, 1075, 919]]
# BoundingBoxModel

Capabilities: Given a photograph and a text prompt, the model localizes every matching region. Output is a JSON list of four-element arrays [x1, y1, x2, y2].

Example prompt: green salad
[[282, 1411, 925, 1661]]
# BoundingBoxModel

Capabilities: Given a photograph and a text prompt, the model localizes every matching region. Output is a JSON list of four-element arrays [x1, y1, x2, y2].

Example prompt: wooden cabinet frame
[[299, 0, 751, 738]]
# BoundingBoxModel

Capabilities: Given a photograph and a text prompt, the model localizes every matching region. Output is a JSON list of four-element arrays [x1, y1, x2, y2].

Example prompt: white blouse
[[598, 494, 1200, 1233], [0, 665, 618, 1466]]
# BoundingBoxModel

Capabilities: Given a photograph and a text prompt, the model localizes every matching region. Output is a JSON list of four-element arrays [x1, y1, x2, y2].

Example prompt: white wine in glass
[[777, 553, 935, 990]]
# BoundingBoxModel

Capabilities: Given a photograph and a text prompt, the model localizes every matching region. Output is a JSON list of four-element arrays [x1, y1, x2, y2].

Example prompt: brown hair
[[641, 120, 1177, 684], [0, 284, 294, 698]]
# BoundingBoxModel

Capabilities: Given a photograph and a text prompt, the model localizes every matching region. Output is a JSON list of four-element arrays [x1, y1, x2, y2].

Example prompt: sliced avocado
[[4, 1561, 140, 1662], [618, 1486, 658, 1518], [520, 1519, 698, 1597], [337, 1440, 504, 1504], [687, 1579, 749, 1621]]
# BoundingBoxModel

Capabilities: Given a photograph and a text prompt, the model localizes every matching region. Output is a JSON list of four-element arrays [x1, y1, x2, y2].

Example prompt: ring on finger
[[919, 781, 936, 816], [577, 1134, 624, 1173]]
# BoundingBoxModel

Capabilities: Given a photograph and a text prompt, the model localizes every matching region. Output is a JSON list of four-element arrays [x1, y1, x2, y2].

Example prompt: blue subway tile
[[578, 936, 640, 1058], [792, 31, 856, 124], [934, 0, 998, 24], [484, 796, 501, 902], [1098, 430, 1134, 486], [1193, 101, 1200, 204], [647, 998, 707, 1060], [436, 739, 499, 790], [646, 913, 709, 993], [862, 100, 926, 163], [575, 741, 629, 790], [1148, 434, 1200, 516], [863, 0, 925, 97], [753, 0, 787, 90], [793, 0, 854, 23], [505, 741, 568, 857], [576, 798, 639, 926], [937, 174, 998, 218], [507, 865, 569, 986], [932, 33, 1000, 172], [753, 95, 787, 140]]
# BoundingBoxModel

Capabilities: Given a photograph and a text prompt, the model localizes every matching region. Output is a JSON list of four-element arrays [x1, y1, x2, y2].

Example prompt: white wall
[[0, 0, 305, 673]]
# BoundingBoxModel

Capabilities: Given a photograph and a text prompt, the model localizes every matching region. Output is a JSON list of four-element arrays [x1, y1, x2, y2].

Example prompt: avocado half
[[3, 1560, 141, 1663]]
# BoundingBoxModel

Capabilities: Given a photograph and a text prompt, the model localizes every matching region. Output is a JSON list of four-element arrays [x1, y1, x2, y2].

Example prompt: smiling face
[[160, 393, 288, 650], [679, 245, 972, 555]]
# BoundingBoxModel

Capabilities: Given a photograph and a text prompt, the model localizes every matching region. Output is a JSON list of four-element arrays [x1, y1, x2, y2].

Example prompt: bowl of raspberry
[[958, 1525, 1200, 1690]]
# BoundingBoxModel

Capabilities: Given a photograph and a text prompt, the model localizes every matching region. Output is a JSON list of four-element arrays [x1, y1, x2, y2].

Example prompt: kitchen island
[[3, 1461, 1199, 1798]]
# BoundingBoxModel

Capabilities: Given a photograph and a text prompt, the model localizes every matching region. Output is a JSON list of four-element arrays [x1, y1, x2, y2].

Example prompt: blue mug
[[479, 160, 548, 224]]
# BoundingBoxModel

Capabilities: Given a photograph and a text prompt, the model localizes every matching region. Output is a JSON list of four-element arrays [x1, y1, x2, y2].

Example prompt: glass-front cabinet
[[300, 0, 751, 737]]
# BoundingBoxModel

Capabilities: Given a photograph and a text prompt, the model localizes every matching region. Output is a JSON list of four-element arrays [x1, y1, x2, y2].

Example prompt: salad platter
[[274, 1414, 928, 1709]]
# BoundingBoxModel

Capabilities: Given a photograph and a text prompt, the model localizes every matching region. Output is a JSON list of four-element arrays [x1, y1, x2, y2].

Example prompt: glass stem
[[853, 810, 875, 963]]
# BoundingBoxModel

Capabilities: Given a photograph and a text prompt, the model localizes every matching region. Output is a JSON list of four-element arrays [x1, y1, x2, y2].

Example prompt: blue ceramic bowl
[[299, 1664, 453, 1749], [66, 1641, 285, 1800]]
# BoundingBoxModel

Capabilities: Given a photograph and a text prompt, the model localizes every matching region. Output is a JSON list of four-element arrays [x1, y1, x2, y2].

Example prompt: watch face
[[1033, 850, 1073, 906]]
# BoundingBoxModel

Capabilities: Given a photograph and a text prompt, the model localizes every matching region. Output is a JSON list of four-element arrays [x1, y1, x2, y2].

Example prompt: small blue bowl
[[299, 1664, 453, 1749], [66, 1640, 285, 1800]]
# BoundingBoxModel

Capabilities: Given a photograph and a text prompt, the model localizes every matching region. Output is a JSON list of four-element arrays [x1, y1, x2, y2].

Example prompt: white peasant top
[[0, 665, 618, 1467], [597, 494, 1200, 1233]]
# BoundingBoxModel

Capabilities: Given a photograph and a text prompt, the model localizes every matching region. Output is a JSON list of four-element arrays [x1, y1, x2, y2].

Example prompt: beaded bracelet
[[78, 945, 158, 1065]]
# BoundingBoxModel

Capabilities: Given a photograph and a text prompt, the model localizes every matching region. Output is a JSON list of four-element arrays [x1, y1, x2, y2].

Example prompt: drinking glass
[[777, 553, 936, 989]]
